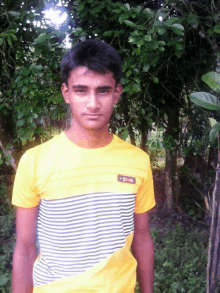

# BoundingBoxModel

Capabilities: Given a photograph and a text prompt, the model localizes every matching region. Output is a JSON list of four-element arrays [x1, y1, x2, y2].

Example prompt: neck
[[65, 125, 113, 149]]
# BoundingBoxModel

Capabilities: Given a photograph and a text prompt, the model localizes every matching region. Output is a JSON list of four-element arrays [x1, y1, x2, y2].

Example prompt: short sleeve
[[134, 157, 155, 214], [12, 151, 40, 208]]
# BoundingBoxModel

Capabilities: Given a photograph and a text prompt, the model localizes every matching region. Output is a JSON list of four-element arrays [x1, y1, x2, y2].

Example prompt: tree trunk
[[122, 97, 136, 146], [207, 160, 220, 293], [140, 130, 148, 152], [128, 126, 136, 146], [164, 148, 173, 212], [163, 108, 180, 211], [0, 116, 16, 171], [172, 146, 180, 206]]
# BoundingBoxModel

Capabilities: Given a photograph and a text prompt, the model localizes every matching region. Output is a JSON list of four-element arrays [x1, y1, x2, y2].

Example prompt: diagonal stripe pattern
[[33, 192, 136, 287]]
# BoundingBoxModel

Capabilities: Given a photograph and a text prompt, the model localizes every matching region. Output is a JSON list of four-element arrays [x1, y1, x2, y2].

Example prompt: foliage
[[70, 0, 219, 211], [0, 0, 67, 144], [190, 72, 220, 143], [70, 0, 219, 135], [0, 176, 11, 216], [190, 71, 220, 293], [0, 212, 15, 293], [150, 224, 208, 293]]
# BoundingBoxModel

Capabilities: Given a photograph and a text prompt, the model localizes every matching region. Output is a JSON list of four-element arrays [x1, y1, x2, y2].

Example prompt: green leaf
[[22, 86, 29, 94], [157, 28, 166, 35], [143, 63, 150, 72], [124, 3, 130, 10], [176, 43, 183, 50], [103, 31, 114, 37], [170, 24, 184, 36], [10, 33, 17, 41], [150, 57, 159, 67], [164, 17, 180, 27], [135, 6, 142, 13], [35, 65, 43, 70], [132, 83, 141, 92], [8, 11, 20, 17], [158, 40, 166, 46], [128, 36, 136, 43], [126, 70, 132, 77], [124, 20, 136, 27], [0, 273, 9, 286], [209, 122, 220, 143], [209, 117, 217, 127], [15, 76, 22, 83], [7, 36, 12, 46], [190, 92, 220, 111], [18, 80, 23, 87], [143, 8, 154, 17], [17, 119, 25, 127], [170, 24, 184, 31], [141, 109, 145, 115], [31, 113, 38, 119], [113, 9, 122, 13], [202, 72, 220, 94], [144, 35, 151, 41], [0, 38, 3, 45], [153, 77, 159, 83], [136, 39, 144, 47], [123, 130, 129, 140], [27, 117, 33, 123], [168, 40, 175, 46], [74, 27, 83, 34], [115, 113, 121, 120], [17, 112, 24, 119], [78, 3, 84, 12], [213, 24, 220, 34]]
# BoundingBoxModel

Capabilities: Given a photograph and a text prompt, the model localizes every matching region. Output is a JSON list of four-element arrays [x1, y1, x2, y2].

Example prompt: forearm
[[12, 245, 37, 293], [132, 236, 154, 293]]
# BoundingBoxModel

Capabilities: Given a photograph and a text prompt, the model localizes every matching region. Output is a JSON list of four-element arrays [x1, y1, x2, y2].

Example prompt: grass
[[135, 223, 210, 293], [151, 224, 209, 293], [0, 211, 15, 292]]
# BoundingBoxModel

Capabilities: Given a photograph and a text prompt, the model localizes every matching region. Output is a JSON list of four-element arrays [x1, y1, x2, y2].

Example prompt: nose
[[86, 91, 101, 110]]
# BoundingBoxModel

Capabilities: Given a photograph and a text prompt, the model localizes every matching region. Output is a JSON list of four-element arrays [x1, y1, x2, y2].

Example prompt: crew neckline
[[60, 132, 117, 153]]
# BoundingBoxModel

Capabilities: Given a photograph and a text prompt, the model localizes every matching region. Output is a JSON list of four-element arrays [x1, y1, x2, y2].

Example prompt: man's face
[[61, 67, 122, 133]]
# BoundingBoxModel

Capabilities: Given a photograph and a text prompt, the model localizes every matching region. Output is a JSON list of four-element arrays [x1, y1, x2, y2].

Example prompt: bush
[[0, 212, 16, 293], [136, 223, 209, 293]]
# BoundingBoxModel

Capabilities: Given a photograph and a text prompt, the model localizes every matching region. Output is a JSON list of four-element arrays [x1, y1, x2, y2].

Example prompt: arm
[[131, 211, 154, 293], [12, 206, 39, 293]]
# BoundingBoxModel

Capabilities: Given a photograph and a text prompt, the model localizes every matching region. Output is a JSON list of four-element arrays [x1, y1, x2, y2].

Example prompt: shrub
[[135, 223, 209, 293]]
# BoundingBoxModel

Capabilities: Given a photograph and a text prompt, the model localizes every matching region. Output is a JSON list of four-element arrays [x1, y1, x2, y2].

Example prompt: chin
[[84, 123, 108, 131]]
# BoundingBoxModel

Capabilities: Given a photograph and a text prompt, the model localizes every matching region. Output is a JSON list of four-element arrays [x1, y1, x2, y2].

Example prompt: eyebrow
[[72, 85, 112, 90]]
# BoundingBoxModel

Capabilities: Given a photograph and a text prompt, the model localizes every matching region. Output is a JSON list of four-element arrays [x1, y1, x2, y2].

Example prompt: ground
[[149, 169, 210, 233]]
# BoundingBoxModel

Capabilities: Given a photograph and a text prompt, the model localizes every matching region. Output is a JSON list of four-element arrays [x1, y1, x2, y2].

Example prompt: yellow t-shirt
[[12, 133, 155, 293]]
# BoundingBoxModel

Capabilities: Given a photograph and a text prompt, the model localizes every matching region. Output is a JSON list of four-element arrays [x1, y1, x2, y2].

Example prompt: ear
[[61, 83, 70, 104], [113, 84, 123, 105]]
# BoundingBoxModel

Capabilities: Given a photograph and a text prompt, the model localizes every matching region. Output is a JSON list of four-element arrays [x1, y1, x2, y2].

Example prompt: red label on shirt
[[117, 175, 136, 184]]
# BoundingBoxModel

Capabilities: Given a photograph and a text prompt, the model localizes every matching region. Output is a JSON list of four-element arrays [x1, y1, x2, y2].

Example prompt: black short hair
[[61, 39, 122, 86]]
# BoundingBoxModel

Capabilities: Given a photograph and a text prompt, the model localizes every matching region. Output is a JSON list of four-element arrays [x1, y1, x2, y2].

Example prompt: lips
[[84, 114, 102, 118]]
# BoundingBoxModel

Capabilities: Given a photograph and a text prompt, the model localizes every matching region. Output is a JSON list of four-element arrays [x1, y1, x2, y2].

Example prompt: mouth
[[84, 114, 102, 119]]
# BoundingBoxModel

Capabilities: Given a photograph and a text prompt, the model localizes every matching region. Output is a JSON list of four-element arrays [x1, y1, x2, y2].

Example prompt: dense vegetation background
[[0, 0, 220, 292]]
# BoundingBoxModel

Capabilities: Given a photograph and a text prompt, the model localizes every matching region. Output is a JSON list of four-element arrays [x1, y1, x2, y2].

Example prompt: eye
[[76, 89, 86, 93], [99, 90, 109, 94]]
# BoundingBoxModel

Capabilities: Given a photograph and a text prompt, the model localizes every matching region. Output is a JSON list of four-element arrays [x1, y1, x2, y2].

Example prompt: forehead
[[68, 67, 116, 87]]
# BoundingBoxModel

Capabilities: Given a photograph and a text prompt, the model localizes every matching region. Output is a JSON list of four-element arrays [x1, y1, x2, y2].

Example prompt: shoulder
[[113, 135, 150, 162], [20, 133, 65, 165]]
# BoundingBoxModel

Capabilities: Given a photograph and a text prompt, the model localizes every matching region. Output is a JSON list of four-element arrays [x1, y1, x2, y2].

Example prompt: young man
[[12, 39, 155, 293]]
